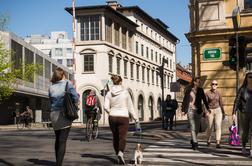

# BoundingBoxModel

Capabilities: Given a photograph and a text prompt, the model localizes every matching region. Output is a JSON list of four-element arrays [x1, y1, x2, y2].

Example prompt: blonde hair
[[111, 74, 122, 85]]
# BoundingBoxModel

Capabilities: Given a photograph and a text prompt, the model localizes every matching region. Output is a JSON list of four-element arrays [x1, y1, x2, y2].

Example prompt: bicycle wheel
[[86, 118, 93, 142], [17, 118, 25, 130], [92, 120, 98, 139]]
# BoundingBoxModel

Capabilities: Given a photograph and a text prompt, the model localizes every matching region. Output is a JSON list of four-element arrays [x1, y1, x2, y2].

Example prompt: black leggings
[[54, 127, 71, 166]]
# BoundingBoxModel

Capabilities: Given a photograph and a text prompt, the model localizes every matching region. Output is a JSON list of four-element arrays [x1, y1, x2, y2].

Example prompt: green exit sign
[[203, 48, 221, 60]]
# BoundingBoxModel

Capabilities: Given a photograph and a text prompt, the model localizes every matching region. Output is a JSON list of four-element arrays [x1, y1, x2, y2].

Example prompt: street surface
[[0, 122, 251, 166]]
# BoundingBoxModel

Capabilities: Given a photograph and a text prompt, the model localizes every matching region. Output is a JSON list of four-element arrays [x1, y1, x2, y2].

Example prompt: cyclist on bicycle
[[20, 106, 33, 127], [84, 90, 101, 125]]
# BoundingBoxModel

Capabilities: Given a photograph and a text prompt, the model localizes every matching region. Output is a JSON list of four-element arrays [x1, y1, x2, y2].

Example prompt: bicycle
[[86, 113, 99, 142], [16, 115, 31, 130]]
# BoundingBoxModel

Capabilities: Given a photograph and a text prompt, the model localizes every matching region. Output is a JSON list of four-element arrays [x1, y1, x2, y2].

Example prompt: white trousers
[[206, 107, 222, 142]]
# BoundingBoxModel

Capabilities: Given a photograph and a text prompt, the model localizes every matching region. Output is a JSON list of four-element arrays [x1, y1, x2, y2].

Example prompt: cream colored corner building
[[186, 0, 252, 115], [65, 2, 179, 125]]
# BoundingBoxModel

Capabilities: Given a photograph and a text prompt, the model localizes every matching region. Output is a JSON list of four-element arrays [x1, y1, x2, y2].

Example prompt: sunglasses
[[211, 83, 218, 86], [248, 76, 252, 79]]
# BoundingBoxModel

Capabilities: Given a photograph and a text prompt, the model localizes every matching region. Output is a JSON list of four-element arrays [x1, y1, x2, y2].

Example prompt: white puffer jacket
[[104, 85, 139, 122]]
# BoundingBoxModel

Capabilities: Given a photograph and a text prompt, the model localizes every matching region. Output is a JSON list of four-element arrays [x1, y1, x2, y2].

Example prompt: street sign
[[232, 6, 240, 30], [203, 48, 221, 60]]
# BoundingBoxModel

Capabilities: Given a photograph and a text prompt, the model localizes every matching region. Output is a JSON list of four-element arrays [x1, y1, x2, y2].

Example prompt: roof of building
[[65, 5, 138, 28], [117, 6, 179, 42]]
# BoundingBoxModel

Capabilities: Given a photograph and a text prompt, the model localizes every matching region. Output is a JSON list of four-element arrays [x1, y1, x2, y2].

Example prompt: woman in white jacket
[[104, 74, 140, 165]]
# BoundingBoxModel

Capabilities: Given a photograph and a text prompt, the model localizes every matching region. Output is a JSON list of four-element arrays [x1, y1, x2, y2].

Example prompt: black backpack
[[63, 81, 79, 121]]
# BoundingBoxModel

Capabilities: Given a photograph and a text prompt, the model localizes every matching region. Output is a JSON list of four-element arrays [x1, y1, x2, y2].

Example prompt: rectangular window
[[67, 59, 73, 67], [66, 48, 72, 54], [136, 65, 140, 80], [159, 54, 162, 64], [142, 66, 145, 83], [136, 41, 139, 54], [141, 44, 144, 56], [164, 74, 166, 88], [80, 15, 100, 41], [116, 58, 121, 74], [122, 27, 127, 49], [55, 48, 63, 56], [156, 71, 159, 86], [57, 59, 63, 64], [146, 47, 149, 59], [167, 75, 170, 89], [105, 18, 112, 43], [245, 0, 252, 9], [155, 52, 158, 62], [124, 60, 127, 77], [147, 68, 150, 84], [128, 31, 133, 52], [170, 59, 172, 69], [152, 70, 154, 85], [109, 55, 113, 73], [11, 40, 23, 77], [151, 49, 153, 61], [114, 23, 120, 46], [130, 62, 134, 79], [25, 48, 34, 82], [84, 54, 94, 72]]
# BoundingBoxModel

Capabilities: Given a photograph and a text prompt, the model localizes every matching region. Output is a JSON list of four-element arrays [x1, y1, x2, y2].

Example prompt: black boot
[[193, 142, 198, 150]]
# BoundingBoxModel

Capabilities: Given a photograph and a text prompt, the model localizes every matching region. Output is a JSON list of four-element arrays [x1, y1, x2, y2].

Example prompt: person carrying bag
[[49, 67, 79, 166]]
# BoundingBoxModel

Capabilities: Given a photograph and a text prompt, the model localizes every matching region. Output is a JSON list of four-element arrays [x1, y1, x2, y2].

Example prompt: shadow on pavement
[[81, 153, 117, 164], [0, 159, 15, 166], [27, 159, 55, 166]]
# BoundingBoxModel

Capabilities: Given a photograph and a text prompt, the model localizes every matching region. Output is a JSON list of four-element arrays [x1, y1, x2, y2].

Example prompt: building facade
[[65, 1, 178, 124], [186, 0, 252, 115], [25, 31, 74, 70], [0, 31, 73, 124]]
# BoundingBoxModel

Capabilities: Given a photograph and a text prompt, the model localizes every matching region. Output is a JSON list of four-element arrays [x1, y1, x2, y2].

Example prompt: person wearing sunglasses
[[233, 71, 252, 157], [205, 80, 225, 148], [181, 76, 210, 150]]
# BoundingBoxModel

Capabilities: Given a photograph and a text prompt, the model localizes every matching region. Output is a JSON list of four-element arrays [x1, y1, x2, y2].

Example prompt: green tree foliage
[[0, 42, 42, 103]]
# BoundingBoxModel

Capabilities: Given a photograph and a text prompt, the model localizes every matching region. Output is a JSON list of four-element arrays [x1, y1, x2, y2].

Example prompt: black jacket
[[181, 86, 209, 114], [233, 86, 247, 114]]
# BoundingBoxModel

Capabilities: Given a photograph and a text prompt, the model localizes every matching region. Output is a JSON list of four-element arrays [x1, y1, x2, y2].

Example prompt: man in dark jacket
[[181, 77, 209, 150], [164, 94, 178, 130]]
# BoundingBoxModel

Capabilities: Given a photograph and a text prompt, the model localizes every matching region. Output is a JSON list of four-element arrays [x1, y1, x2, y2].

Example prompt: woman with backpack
[[233, 71, 252, 157], [104, 74, 141, 164]]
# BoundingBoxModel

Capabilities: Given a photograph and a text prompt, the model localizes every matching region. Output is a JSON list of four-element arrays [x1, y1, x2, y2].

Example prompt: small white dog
[[134, 143, 143, 165]]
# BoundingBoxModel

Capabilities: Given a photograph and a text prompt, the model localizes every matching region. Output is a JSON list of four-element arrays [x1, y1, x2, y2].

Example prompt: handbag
[[63, 81, 79, 121]]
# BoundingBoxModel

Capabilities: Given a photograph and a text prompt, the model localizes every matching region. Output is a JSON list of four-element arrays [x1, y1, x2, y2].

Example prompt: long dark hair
[[191, 76, 200, 87], [241, 72, 252, 88], [51, 67, 65, 83]]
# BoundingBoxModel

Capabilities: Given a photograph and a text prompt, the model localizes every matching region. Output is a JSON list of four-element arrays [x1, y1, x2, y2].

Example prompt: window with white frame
[[141, 44, 144, 56], [130, 62, 134, 79], [136, 64, 140, 81], [83, 54, 94, 72], [124, 59, 128, 77], [80, 15, 100, 41], [155, 52, 158, 62], [122, 27, 127, 49], [147, 68, 150, 84], [116, 57, 121, 75], [167, 75, 170, 89], [109, 55, 113, 73], [128, 31, 133, 52], [151, 49, 153, 61], [136, 41, 139, 54], [105, 17, 112, 43], [114, 22, 120, 46], [152, 69, 154, 85], [57, 59, 62, 64], [55, 48, 63, 56], [164, 74, 166, 88], [146, 47, 149, 59], [67, 59, 73, 67], [170, 59, 172, 69], [156, 71, 159, 86], [142, 66, 145, 83], [66, 48, 72, 54]]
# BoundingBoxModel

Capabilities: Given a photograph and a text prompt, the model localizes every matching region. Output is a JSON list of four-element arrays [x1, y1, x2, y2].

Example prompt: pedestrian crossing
[[141, 139, 252, 165]]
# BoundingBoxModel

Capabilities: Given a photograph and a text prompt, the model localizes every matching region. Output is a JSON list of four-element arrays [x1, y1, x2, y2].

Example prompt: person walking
[[104, 74, 140, 164], [181, 76, 209, 150], [233, 71, 252, 157], [164, 94, 178, 130], [49, 67, 79, 166], [205, 80, 225, 148]]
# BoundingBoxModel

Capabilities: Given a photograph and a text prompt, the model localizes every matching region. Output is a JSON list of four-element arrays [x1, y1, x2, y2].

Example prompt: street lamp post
[[159, 57, 168, 129]]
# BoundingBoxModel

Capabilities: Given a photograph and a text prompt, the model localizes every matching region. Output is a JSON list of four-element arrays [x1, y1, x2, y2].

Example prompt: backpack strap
[[65, 81, 69, 92]]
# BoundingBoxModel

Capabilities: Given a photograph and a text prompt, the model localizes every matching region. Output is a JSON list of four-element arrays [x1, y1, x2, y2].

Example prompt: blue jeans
[[188, 109, 202, 143]]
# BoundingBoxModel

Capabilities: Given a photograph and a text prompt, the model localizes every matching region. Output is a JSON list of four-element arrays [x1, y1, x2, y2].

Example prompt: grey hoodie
[[104, 85, 139, 122]]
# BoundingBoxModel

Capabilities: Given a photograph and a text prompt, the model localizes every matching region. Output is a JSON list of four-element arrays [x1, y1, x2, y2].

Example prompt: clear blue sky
[[0, 0, 191, 66]]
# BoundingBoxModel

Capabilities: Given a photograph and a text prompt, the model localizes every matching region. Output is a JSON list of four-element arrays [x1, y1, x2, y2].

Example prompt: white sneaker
[[242, 147, 249, 155], [118, 151, 125, 164]]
